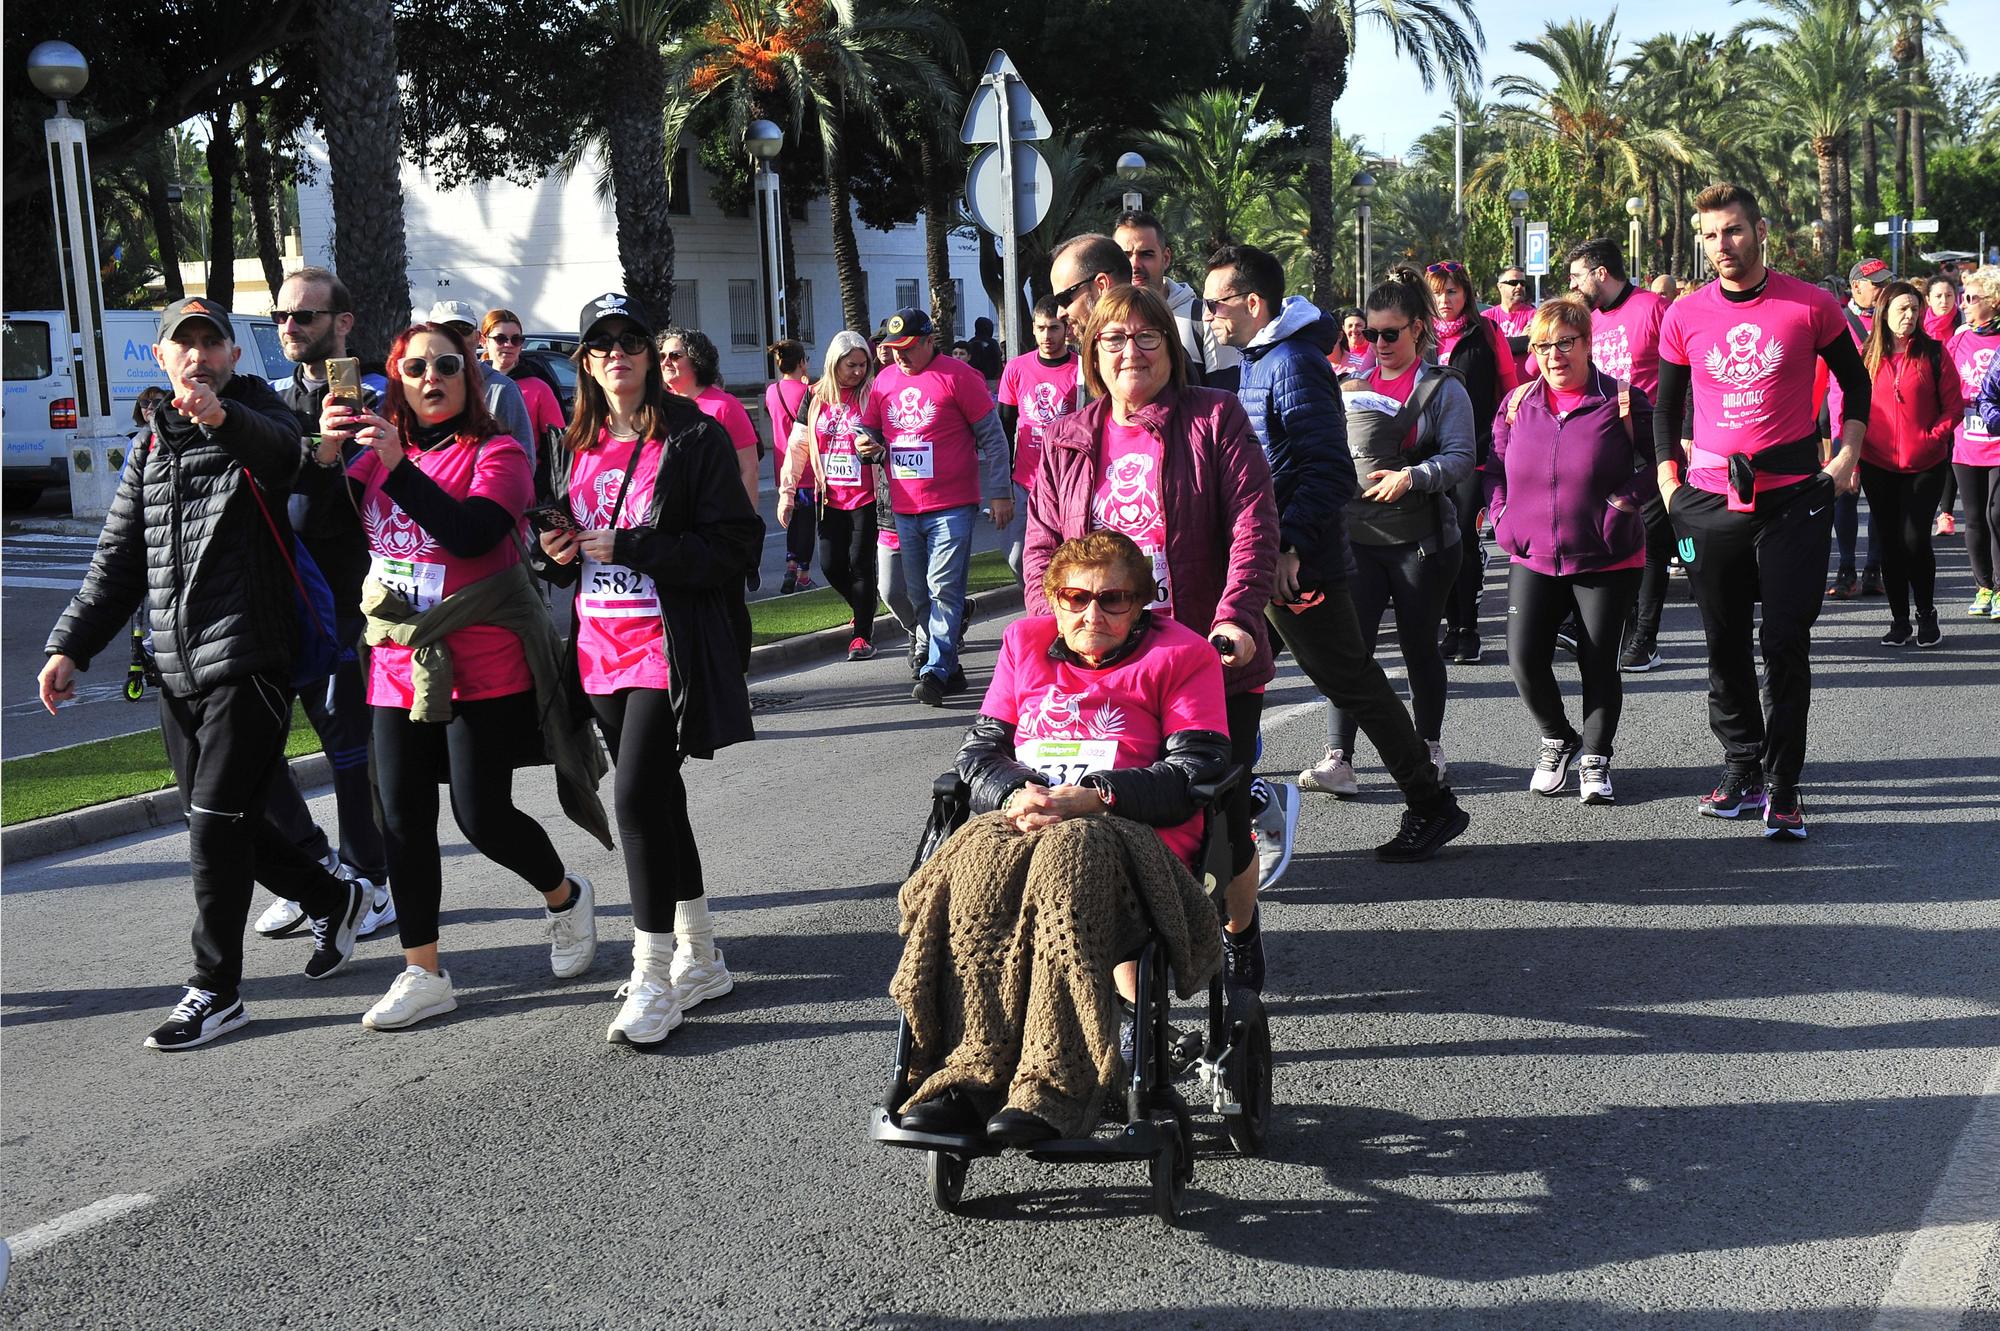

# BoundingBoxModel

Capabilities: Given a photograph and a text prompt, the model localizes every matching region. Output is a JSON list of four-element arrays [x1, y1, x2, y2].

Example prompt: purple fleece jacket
[[1486, 368, 1655, 577], [1025, 386, 1280, 694]]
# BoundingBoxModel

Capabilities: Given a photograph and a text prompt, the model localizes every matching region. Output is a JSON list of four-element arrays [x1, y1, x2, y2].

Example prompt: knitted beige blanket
[[892, 811, 1222, 1137]]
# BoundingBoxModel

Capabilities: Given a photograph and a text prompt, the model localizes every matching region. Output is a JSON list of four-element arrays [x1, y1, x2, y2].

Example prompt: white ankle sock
[[632, 929, 674, 976], [673, 897, 714, 957]]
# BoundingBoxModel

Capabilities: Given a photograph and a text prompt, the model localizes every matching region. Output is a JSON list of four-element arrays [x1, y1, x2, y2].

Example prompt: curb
[[0, 582, 1028, 864]]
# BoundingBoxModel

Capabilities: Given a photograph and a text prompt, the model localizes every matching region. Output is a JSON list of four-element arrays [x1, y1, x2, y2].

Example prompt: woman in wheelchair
[[891, 532, 1231, 1147]]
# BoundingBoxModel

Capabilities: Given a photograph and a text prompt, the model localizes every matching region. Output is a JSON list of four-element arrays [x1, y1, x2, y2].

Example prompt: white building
[[294, 133, 996, 388]]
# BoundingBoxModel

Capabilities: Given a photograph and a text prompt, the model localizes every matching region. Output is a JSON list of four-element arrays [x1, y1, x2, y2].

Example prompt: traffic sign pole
[[959, 51, 1053, 357], [996, 73, 1018, 355]]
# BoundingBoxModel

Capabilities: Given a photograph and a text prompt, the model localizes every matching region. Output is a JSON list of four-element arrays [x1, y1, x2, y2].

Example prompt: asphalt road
[[1, 545, 1996, 1329]]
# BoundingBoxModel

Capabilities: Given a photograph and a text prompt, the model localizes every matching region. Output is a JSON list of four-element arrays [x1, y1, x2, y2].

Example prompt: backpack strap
[[1503, 380, 1538, 425], [1617, 378, 1634, 445]]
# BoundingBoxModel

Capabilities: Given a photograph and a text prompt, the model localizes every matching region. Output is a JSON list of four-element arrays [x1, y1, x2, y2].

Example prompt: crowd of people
[[37, 182, 2000, 1069]]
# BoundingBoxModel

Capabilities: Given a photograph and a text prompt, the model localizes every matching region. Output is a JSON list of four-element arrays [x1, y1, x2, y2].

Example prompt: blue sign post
[[1524, 221, 1551, 301]]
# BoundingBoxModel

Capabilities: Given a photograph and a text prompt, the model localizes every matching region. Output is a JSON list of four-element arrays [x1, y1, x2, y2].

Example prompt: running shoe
[[779, 567, 798, 595], [912, 673, 946, 707], [846, 636, 876, 662], [358, 878, 397, 937], [1426, 739, 1449, 783], [1880, 622, 1914, 646], [254, 894, 306, 938], [1528, 736, 1581, 796], [794, 571, 815, 592], [1861, 567, 1884, 596], [547, 873, 597, 979], [1762, 787, 1807, 840], [1826, 571, 1859, 600], [1375, 794, 1470, 863], [1935, 512, 1956, 537], [607, 975, 683, 1045], [1967, 588, 1993, 617], [1453, 631, 1481, 665], [144, 987, 249, 1051], [1299, 748, 1359, 797], [1554, 624, 1580, 656], [669, 944, 735, 1008], [302, 879, 367, 981], [943, 666, 969, 695], [362, 965, 458, 1030], [1914, 610, 1944, 648], [1577, 755, 1615, 805], [1252, 782, 1299, 889], [1439, 626, 1462, 659], [907, 636, 926, 680], [1698, 770, 1767, 819], [1221, 912, 1265, 992], [1619, 636, 1662, 673]]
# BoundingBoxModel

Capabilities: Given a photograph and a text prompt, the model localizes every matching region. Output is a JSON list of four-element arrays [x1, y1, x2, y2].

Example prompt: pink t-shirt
[[695, 385, 759, 453], [567, 432, 670, 695], [516, 373, 566, 440], [1486, 304, 1535, 379], [1660, 270, 1848, 499], [353, 434, 535, 708], [1947, 325, 2000, 466], [997, 351, 1081, 490], [862, 353, 994, 514], [1332, 347, 1376, 378], [1090, 416, 1172, 614], [1589, 287, 1667, 396], [765, 379, 811, 486], [979, 614, 1228, 866], [807, 392, 874, 511], [1368, 363, 1421, 451], [1545, 383, 1590, 415]]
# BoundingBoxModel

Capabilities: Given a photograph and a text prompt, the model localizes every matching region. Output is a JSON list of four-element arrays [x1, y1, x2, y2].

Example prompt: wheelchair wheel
[[1224, 991, 1274, 1157], [927, 1150, 967, 1212], [1149, 1135, 1183, 1226]]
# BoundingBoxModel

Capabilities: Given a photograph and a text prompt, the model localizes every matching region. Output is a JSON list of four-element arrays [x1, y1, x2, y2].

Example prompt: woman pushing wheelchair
[[890, 532, 1230, 1146]]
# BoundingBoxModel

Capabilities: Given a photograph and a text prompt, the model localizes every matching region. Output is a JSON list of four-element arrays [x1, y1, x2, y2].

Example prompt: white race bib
[[890, 438, 934, 480], [370, 555, 446, 613], [1145, 546, 1172, 612], [1016, 737, 1119, 788], [822, 449, 861, 484], [579, 558, 662, 619]]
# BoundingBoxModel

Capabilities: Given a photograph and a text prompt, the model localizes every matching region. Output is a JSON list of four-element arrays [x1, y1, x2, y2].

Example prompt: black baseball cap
[[159, 296, 234, 342], [578, 291, 653, 342], [880, 307, 933, 349], [1849, 258, 1892, 285]]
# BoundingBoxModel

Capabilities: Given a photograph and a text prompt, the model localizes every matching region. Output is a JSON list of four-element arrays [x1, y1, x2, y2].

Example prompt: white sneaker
[[362, 965, 458, 1030], [1529, 736, 1582, 796], [254, 895, 305, 937], [546, 873, 597, 979], [670, 944, 735, 1008], [358, 879, 397, 937], [1577, 755, 1615, 805], [1426, 739, 1449, 783], [1251, 781, 1299, 890], [607, 975, 684, 1044], [1299, 748, 1359, 797]]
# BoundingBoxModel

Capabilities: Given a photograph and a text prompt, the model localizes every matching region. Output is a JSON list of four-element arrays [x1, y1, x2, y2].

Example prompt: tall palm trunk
[[144, 136, 184, 302], [1836, 134, 1853, 260], [204, 114, 238, 308], [602, 33, 677, 326], [315, 0, 411, 366], [1815, 138, 1839, 275], [1861, 116, 1879, 211], [1644, 175, 1660, 277], [826, 134, 869, 335], [240, 103, 286, 302], [917, 132, 956, 346], [1909, 31, 1928, 210], [1303, 17, 1348, 308]]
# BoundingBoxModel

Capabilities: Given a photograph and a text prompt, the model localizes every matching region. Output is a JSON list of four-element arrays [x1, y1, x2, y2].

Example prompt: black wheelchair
[[868, 767, 1274, 1226]]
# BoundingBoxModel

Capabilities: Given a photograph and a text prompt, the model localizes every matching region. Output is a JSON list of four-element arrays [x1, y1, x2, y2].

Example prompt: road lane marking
[[4, 1193, 155, 1260], [2, 576, 87, 590], [1869, 1054, 2000, 1331]]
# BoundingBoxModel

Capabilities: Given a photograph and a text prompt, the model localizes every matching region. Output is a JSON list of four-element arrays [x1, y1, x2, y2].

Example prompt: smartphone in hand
[[526, 505, 582, 536], [326, 357, 363, 406]]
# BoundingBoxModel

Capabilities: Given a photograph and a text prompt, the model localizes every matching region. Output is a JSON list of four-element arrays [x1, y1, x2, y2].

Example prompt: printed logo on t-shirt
[[364, 501, 436, 560], [885, 386, 938, 437], [1025, 381, 1069, 434], [1961, 348, 1995, 396], [1704, 321, 1786, 390], [1018, 684, 1128, 742], [1094, 453, 1163, 532], [1594, 323, 1633, 380], [583, 468, 628, 526]]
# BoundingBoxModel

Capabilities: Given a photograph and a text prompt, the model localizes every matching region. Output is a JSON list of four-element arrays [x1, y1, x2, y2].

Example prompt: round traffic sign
[[964, 143, 1053, 237]]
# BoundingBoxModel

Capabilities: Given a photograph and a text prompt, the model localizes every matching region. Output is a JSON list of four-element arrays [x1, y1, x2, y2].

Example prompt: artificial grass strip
[[747, 549, 1020, 645]]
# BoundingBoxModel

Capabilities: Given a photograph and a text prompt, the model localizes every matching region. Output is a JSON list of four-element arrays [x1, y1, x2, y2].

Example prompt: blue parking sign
[[1524, 222, 1551, 276]]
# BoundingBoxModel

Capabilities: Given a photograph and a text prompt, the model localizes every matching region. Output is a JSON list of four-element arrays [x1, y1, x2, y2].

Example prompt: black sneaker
[[943, 666, 968, 695], [1554, 619, 1580, 656], [1861, 566, 1883, 596], [1453, 631, 1481, 664], [1222, 913, 1265, 992], [1375, 794, 1471, 863], [779, 568, 798, 595], [1880, 621, 1913, 646], [144, 987, 249, 1051], [303, 879, 367, 981], [907, 637, 926, 680], [912, 673, 946, 707], [1697, 769, 1767, 819], [1914, 610, 1943, 648], [1439, 626, 1463, 659], [1619, 636, 1662, 672], [1762, 786, 1807, 840]]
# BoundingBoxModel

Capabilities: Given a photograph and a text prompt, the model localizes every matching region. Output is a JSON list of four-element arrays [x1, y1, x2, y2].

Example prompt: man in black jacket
[[39, 297, 365, 1051]]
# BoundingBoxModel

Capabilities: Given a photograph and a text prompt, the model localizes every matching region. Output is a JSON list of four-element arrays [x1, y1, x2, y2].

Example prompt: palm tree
[[1133, 88, 1300, 259], [1877, 0, 1962, 210], [599, 0, 687, 326], [314, 0, 411, 363], [1621, 31, 1731, 276], [664, 0, 963, 338], [1230, 0, 1484, 308]]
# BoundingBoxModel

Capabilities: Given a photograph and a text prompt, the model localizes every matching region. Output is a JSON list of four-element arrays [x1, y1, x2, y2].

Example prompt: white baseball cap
[[422, 300, 482, 329]]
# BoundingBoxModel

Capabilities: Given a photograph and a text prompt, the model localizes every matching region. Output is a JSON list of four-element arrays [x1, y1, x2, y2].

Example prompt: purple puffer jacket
[[1026, 386, 1280, 694], [1486, 369, 1654, 578]]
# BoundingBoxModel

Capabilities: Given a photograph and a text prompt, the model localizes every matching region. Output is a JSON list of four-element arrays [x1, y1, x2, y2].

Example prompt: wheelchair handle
[[1209, 633, 1235, 660]]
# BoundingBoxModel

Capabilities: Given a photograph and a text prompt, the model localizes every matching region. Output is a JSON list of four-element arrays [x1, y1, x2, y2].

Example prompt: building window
[[668, 148, 691, 216], [728, 279, 762, 348], [950, 280, 966, 342], [669, 279, 699, 329], [792, 278, 815, 348], [894, 278, 920, 314]]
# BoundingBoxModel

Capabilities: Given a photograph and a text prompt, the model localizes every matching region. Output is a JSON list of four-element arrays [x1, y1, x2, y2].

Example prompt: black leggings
[[786, 491, 817, 574], [1859, 460, 1952, 621], [1442, 470, 1485, 634], [589, 687, 702, 933], [818, 503, 880, 643], [1956, 463, 2000, 591], [1224, 689, 1262, 880], [1506, 564, 1641, 756], [373, 691, 567, 950], [1334, 539, 1461, 751]]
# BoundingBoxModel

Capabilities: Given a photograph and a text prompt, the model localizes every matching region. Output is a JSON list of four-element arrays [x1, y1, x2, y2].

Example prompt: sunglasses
[[1426, 262, 1466, 276], [1497, 278, 1527, 288], [488, 332, 524, 345], [1051, 273, 1107, 308], [397, 353, 465, 379], [1095, 329, 1167, 354], [271, 309, 335, 326], [1359, 323, 1411, 344], [1053, 586, 1140, 614], [585, 332, 652, 357], [1530, 335, 1584, 357], [1199, 292, 1249, 318]]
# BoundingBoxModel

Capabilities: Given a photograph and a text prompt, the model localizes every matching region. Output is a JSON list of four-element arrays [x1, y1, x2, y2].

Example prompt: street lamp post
[[1353, 169, 1377, 299], [29, 39, 120, 521], [1116, 152, 1146, 214], [1625, 196, 1644, 277], [1508, 188, 1530, 268], [746, 119, 786, 348], [1692, 212, 1705, 281]]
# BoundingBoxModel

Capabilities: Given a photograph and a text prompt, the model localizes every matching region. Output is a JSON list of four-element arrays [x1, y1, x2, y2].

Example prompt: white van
[[2, 308, 285, 507]]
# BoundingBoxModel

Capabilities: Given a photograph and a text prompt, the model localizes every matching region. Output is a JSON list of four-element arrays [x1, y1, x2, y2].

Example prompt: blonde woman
[[777, 331, 884, 660]]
